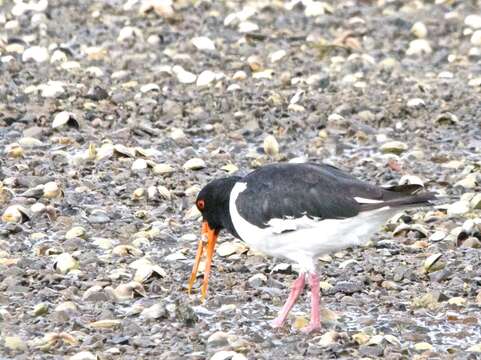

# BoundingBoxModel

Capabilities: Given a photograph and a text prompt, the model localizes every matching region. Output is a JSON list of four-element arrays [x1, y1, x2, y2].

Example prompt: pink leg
[[271, 273, 306, 328], [301, 272, 321, 333]]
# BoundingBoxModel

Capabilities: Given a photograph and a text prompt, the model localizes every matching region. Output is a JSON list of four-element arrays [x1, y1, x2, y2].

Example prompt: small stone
[[429, 231, 446, 242], [38, 81, 65, 98], [269, 49, 287, 63], [468, 77, 481, 87], [423, 253, 445, 273], [414, 342, 433, 352], [54, 253, 79, 274], [406, 39, 432, 55], [247, 55, 263, 72], [191, 36, 216, 51], [471, 30, 481, 46], [140, 83, 160, 93], [380, 141, 408, 154], [173, 65, 197, 84], [207, 331, 229, 347], [470, 194, 481, 209], [69, 351, 97, 360], [197, 70, 218, 87], [447, 201, 470, 216], [263, 135, 279, 156], [118, 26, 142, 42], [152, 164, 174, 175], [411, 22, 428, 38], [18, 137, 43, 148], [293, 315, 309, 329], [247, 273, 267, 287], [232, 71, 247, 81], [455, 173, 479, 189], [131, 158, 148, 171], [90, 319, 121, 329], [467, 344, 481, 353], [217, 241, 247, 257], [5, 143, 24, 158], [141, 303, 166, 320], [435, 112, 459, 125], [353, 332, 370, 345], [55, 301, 78, 312], [4, 336, 27, 351], [238, 21, 259, 33], [65, 226, 86, 240], [22, 46, 49, 63], [52, 111, 77, 129], [2, 205, 29, 223], [465, 15, 481, 29], [32, 303, 48, 316], [183, 158, 206, 170], [210, 351, 247, 360], [92, 238, 114, 250], [319, 331, 339, 347], [43, 181, 61, 198], [407, 98, 425, 108], [448, 297, 466, 306]]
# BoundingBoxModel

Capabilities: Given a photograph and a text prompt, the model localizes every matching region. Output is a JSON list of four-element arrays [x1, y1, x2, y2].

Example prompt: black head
[[196, 176, 241, 236]]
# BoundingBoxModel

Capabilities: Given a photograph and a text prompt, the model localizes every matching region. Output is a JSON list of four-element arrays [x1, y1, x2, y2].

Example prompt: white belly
[[229, 182, 400, 272]]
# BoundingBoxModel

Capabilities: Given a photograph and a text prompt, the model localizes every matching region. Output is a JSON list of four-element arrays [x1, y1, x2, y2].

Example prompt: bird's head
[[188, 176, 240, 300]]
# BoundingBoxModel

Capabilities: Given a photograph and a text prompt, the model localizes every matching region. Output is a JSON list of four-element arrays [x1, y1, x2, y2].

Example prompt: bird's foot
[[300, 323, 321, 334], [270, 317, 286, 329]]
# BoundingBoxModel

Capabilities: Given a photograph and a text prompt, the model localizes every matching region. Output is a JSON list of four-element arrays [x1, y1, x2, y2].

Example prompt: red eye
[[197, 199, 205, 210]]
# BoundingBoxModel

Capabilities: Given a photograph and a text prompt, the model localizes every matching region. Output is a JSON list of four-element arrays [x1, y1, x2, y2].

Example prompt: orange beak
[[188, 221, 219, 300]]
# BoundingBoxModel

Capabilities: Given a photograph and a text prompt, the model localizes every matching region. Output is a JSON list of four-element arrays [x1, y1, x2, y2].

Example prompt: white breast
[[229, 182, 400, 272]]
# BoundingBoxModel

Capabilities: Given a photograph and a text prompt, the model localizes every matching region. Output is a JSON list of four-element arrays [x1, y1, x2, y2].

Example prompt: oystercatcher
[[188, 163, 435, 333]]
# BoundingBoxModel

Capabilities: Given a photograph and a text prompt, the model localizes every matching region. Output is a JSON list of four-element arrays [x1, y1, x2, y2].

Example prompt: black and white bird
[[188, 162, 435, 333]]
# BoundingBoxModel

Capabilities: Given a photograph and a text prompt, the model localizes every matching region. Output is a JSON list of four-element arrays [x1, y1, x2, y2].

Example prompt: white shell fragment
[[173, 65, 197, 84], [191, 36, 216, 51], [52, 111, 77, 129], [263, 135, 279, 156], [54, 253, 79, 274], [183, 158, 206, 170], [22, 46, 49, 63]]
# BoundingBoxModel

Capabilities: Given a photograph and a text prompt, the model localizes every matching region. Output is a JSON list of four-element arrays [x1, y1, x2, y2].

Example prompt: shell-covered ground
[[1, 0, 481, 359]]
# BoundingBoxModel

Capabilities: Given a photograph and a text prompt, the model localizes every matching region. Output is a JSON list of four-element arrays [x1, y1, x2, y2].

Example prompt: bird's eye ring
[[197, 199, 205, 210]]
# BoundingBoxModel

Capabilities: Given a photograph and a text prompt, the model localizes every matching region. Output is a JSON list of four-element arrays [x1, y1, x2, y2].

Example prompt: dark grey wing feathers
[[235, 163, 435, 228]]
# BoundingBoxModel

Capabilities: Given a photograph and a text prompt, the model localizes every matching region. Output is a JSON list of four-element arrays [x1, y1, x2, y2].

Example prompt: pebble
[[429, 230, 446, 242], [414, 342, 433, 352], [380, 141, 408, 154], [69, 351, 97, 360], [454, 173, 478, 189], [4, 336, 27, 351], [263, 134, 279, 156], [191, 36, 216, 51], [52, 111, 76, 129], [411, 22, 428, 38], [447, 201, 471, 216], [183, 158, 206, 170], [210, 351, 247, 360], [319, 331, 339, 347], [406, 39, 432, 55], [471, 30, 481, 46], [407, 98, 425, 108], [465, 15, 481, 29], [216, 241, 247, 257], [269, 49, 287, 63], [173, 65, 197, 84], [247, 273, 267, 287], [65, 226, 86, 240], [470, 194, 481, 209], [54, 253, 79, 274], [22, 46, 49, 63], [197, 70, 218, 87]]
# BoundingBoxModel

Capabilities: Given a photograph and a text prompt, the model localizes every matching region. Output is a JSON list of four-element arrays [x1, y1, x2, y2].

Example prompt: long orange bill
[[187, 221, 219, 300]]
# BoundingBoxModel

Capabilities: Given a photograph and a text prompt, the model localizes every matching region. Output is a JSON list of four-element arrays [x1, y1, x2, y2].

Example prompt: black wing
[[235, 163, 434, 228]]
